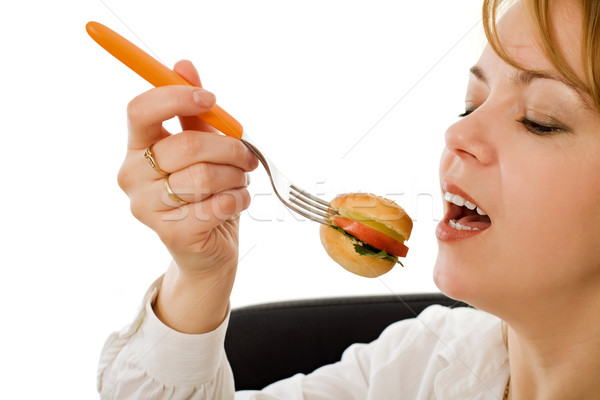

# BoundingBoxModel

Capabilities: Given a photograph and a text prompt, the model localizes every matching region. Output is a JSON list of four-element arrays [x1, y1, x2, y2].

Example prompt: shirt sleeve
[[97, 275, 376, 400], [97, 275, 235, 400]]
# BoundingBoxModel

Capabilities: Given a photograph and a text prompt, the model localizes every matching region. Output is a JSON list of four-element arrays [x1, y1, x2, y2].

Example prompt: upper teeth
[[443, 192, 487, 216]]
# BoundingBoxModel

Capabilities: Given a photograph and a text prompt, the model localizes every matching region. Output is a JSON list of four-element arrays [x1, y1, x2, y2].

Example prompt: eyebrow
[[469, 65, 593, 110]]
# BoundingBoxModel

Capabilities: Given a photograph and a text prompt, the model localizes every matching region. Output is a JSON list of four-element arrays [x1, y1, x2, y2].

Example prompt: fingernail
[[193, 89, 215, 108], [245, 172, 251, 185]]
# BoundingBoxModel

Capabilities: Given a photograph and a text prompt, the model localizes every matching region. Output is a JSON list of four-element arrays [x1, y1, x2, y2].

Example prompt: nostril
[[457, 148, 480, 160]]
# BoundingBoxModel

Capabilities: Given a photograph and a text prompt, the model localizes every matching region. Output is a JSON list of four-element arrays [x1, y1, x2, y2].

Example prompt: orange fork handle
[[86, 21, 243, 140]]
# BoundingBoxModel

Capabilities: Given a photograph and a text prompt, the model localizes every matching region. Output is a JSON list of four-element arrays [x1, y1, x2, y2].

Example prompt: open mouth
[[443, 191, 492, 231]]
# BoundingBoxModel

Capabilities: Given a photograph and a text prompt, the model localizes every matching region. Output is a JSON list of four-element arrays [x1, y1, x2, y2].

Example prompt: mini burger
[[320, 193, 412, 278]]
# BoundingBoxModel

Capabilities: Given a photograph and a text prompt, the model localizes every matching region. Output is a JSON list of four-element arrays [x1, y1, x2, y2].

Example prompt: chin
[[433, 247, 480, 306], [434, 249, 512, 315], [433, 259, 463, 301]]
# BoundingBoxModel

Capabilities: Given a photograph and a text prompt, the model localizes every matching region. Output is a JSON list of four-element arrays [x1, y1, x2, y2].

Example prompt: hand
[[117, 60, 258, 332], [118, 60, 258, 274]]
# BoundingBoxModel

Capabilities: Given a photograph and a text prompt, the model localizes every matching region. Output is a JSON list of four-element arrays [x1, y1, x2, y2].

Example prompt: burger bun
[[320, 192, 412, 278]]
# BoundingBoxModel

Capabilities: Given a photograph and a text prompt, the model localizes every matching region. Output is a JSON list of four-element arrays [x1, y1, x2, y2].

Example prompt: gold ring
[[164, 175, 190, 205], [144, 144, 169, 176]]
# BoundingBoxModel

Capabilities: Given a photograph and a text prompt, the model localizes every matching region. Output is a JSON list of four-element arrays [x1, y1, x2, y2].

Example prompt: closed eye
[[458, 108, 475, 118], [459, 108, 567, 136], [517, 118, 566, 135]]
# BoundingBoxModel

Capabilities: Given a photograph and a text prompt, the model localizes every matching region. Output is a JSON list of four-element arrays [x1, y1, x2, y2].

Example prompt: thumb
[[174, 59, 217, 133]]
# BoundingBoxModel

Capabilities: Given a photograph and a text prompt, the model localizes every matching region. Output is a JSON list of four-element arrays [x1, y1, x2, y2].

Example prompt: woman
[[98, 0, 600, 398]]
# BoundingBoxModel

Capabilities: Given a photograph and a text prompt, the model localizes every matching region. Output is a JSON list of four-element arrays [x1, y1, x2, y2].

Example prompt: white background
[[1, 1, 483, 397]]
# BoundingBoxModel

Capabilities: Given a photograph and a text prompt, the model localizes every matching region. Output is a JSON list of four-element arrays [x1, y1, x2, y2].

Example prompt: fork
[[86, 21, 336, 225]]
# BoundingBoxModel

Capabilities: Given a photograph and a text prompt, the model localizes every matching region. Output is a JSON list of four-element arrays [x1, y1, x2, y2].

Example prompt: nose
[[443, 111, 496, 165]]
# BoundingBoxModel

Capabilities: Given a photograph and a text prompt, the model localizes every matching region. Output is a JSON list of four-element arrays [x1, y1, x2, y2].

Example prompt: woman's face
[[434, 1, 600, 315]]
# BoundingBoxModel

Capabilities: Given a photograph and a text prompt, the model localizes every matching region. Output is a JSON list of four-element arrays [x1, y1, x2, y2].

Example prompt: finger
[[173, 60, 217, 133], [154, 188, 252, 247], [149, 130, 259, 175], [173, 59, 202, 87], [136, 163, 250, 211], [118, 130, 257, 193], [127, 85, 216, 150], [117, 145, 177, 191]]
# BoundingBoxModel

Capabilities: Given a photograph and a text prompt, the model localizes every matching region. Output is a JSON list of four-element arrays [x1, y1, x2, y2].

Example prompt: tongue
[[456, 214, 492, 230]]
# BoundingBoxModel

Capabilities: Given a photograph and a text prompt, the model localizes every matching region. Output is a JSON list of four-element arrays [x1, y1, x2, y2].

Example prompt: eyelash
[[457, 109, 474, 118], [458, 108, 564, 135], [516, 117, 563, 135]]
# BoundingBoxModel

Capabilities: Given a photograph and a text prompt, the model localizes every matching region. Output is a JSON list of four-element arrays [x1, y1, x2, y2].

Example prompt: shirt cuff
[[133, 275, 231, 387]]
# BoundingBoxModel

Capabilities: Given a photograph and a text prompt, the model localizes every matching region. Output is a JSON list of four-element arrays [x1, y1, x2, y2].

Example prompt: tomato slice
[[334, 217, 409, 258]]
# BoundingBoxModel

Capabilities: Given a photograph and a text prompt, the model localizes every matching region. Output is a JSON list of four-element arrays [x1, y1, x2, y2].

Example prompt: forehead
[[489, 1, 584, 80]]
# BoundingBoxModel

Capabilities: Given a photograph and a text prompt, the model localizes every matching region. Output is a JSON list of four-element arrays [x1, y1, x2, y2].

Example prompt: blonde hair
[[482, 0, 600, 111]]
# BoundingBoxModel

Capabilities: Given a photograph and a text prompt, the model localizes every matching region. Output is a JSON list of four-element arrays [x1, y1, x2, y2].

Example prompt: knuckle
[[117, 164, 132, 192], [189, 163, 214, 186], [126, 95, 146, 122], [216, 189, 247, 217], [178, 131, 200, 158], [216, 195, 235, 217], [117, 170, 127, 192], [116, 154, 141, 192]]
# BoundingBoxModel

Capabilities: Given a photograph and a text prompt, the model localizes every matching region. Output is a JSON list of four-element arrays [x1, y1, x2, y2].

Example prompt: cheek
[[500, 149, 600, 284]]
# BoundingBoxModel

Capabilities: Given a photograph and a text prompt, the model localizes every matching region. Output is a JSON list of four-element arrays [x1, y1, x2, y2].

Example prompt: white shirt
[[98, 276, 510, 399]]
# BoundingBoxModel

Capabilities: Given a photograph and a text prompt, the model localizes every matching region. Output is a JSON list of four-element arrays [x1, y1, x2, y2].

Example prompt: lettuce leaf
[[353, 243, 404, 266], [329, 226, 404, 267]]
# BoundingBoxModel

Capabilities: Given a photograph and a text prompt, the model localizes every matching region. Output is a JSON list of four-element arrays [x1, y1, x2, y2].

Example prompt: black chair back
[[225, 293, 468, 390]]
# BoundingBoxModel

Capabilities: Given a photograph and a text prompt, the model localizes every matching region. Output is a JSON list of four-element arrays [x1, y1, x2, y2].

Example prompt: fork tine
[[289, 186, 340, 222], [285, 201, 330, 225], [289, 196, 331, 219], [290, 184, 330, 207], [289, 186, 332, 214]]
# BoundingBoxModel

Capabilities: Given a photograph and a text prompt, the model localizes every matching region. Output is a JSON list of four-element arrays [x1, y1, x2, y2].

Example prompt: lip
[[440, 181, 482, 208], [436, 180, 490, 242], [436, 217, 487, 241]]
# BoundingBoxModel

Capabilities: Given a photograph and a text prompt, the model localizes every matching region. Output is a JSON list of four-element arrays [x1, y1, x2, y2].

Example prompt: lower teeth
[[449, 219, 480, 231]]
